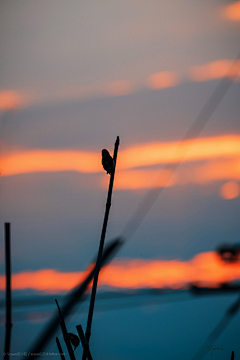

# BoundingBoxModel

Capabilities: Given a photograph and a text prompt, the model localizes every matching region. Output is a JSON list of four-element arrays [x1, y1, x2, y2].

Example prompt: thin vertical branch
[[56, 337, 66, 360], [4, 223, 12, 360], [76, 325, 93, 360], [55, 299, 76, 360], [83, 136, 120, 359]]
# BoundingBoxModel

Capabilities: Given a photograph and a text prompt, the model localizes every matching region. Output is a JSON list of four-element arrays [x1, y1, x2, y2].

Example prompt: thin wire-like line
[[0, 292, 192, 323], [191, 295, 240, 360], [121, 51, 240, 241], [4, 290, 239, 323], [23, 238, 123, 359]]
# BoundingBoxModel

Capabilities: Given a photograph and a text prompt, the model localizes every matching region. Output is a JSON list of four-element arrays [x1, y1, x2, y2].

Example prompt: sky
[[0, 0, 240, 359]]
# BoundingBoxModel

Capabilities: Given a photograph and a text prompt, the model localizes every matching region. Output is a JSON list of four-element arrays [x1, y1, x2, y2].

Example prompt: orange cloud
[[147, 71, 179, 90], [8, 269, 86, 292], [108, 158, 240, 190], [222, 1, 240, 21], [1, 135, 240, 182], [1, 150, 101, 176], [193, 159, 240, 184], [111, 169, 174, 190], [220, 180, 240, 200], [0, 80, 136, 110], [47, 80, 135, 103], [189, 59, 240, 82], [119, 135, 240, 169], [103, 80, 134, 97], [0, 91, 26, 111], [0, 252, 240, 293]]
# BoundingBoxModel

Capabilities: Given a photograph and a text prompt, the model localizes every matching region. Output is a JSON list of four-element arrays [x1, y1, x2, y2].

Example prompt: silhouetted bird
[[102, 149, 115, 174], [68, 332, 80, 350]]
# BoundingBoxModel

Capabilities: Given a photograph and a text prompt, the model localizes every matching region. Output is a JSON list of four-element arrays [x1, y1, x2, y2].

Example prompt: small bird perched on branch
[[68, 332, 80, 351], [102, 149, 115, 174]]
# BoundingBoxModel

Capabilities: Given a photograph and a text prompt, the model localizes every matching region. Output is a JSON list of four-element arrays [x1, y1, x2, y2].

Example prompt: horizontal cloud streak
[[0, 252, 239, 293], [1, 150, 101, 176], [2, 57, 239, 108], [1, 135, 240, 177], [111, 159, 240, 191], [147, 71, 179, 90], [189, 59, 240, 82], [120, 135, 240, 168]]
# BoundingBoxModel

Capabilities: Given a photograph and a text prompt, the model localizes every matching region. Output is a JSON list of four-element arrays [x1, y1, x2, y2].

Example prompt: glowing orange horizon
[[1, 134, 240, 178], [147, 71, 179, 90], [0, 251, 240, 293], [222, 1, 240, 21]]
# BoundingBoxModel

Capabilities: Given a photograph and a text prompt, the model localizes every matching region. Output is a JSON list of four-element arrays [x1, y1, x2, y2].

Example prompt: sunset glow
[[104, 80, 134, 96], [111, 169, 174, 190], [1, 150, 101, 176], [220, 181, 240, 200], [222, 1, 240, 21], [111, 158, 240, 190], [119, 135, 240, 169], [189, 59, 240, 82], [147, 71, 179, 90], [0, 90, 25, 111], [0, 252, 239, 293], [1, 135, 240, 179]]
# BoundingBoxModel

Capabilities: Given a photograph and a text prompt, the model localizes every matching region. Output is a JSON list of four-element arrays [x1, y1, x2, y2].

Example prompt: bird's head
[[102, 149, 109, 156]]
